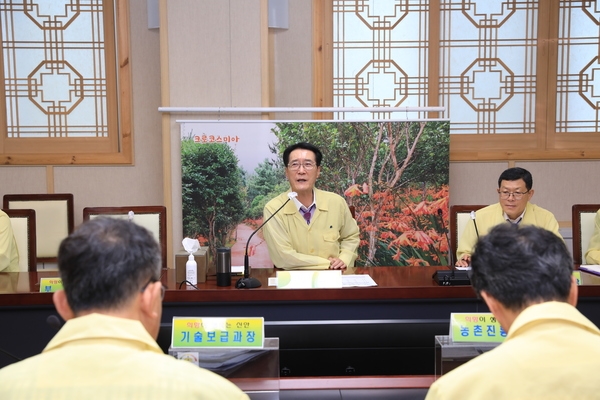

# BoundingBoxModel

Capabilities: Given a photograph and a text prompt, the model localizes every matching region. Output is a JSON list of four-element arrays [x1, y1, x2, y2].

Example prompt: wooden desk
[[4, 265, 600, 303], [2, 266, 600, 375], [163, 266, 475, 302]]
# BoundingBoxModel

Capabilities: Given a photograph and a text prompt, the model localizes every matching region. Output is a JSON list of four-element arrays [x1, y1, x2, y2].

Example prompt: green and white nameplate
[[450, 312, 506, 343], [171, 317, 264, 349], [573, 271, 582, 285], [39, 277, 63, 293]]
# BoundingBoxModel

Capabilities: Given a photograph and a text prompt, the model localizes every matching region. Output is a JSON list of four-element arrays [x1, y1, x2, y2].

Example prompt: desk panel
[[2, 266, 600, 375]]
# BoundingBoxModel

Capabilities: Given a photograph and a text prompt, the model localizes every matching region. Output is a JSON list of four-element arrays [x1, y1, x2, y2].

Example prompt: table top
[[2, 266, 600, 306]]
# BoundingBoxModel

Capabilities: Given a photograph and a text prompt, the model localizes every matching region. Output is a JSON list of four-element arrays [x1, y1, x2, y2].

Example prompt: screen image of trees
[[182, 120, 450, 267]]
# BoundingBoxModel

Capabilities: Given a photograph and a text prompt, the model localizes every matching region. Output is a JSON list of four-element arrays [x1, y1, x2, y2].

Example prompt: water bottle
[[186, 254, 197, 285]]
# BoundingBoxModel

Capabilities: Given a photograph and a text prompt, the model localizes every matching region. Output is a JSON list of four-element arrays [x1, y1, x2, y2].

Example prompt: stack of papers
[[342, 274, 377, 287], [268, 271, 377, 288]]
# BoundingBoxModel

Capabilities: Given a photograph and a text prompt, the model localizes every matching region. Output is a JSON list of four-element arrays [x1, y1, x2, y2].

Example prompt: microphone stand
[[432, 208, 471, 286], [236, 195, 294, 289]]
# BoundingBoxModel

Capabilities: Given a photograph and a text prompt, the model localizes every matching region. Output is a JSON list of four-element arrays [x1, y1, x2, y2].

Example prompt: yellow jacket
[[585, 209, 600, 264], [0, 210, 19, 272], [457, 202, 561, 261], [0, 313, 249, 399], [263, 188, 359, 269], [426, 302, 600, 400]]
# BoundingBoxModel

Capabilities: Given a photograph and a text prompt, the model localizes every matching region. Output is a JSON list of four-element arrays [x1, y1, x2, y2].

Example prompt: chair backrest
[[2, 209, 37, 272], [572, 204, 600, 265], [82, 206, 167, 269], [3, 194, 74, 262], [450, 205, 487, 260]]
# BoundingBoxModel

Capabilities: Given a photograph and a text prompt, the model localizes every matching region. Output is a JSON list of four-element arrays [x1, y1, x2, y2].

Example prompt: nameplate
[[450, 312, 506, 343], [573, 271, 582, 285], [171, 317, 264, 349], [276, 270, 342, 289], [39, 277, 63, 293]]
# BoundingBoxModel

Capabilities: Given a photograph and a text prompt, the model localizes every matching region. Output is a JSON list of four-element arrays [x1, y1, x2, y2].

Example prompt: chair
[[3, 194, 74, 263], [2, 209, 37, 272], [83, 206, 167, 269], [450, 205, 487, 261], [572, 204, 600, 265]]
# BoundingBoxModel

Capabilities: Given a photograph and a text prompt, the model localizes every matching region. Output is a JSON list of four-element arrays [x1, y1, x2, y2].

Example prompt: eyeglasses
[[498, 190, 530, 200], [140, 278, 166, 301], [287, 161, 316, 171]]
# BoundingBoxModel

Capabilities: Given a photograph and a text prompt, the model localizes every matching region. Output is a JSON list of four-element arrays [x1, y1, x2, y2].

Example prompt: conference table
[[2, 266, 600, 380]]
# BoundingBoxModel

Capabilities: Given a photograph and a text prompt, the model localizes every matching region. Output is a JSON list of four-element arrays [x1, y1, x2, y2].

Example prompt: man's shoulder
[[264, 192, 288, 208], [0, 209, 9, 222], [144, 353, 247, 397], [428, 348, 501, 397], [474, 203, 502, 217], [527, 203, 556, 218], [315, 188, 345, 203], [0, 354, 38, 380], [0, 351, 247, 398]]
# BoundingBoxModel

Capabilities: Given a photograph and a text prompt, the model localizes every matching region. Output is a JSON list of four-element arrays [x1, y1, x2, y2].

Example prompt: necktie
[[301, 205, 314, 224], [507, 217, 523, 225]]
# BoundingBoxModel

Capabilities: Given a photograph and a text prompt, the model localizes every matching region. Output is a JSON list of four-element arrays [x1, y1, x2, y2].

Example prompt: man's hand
[[456, 254, 471, 268], [328, 257, 347, 270]]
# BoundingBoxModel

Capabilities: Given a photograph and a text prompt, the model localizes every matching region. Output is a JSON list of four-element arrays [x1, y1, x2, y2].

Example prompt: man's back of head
[[470, 223, 573, 313], [0, 217, 249, 399], [58, 217, 161, 315], [426, 224, 600, 399]]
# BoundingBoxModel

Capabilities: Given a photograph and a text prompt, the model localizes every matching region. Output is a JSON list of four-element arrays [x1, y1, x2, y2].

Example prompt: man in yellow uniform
[[263, 142, 359, 270], [426, 224, 600, 399], [585, 209, 600, 264], [0, 218, 248, 400], [456, 167, 560, 267]]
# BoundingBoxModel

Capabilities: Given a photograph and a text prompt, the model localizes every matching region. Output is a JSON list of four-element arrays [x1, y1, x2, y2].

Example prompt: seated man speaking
[[426, 224, 600, 399], [456, 167, 560, 267], [263, 142, 359, 270], [0, 218, 248, 399]]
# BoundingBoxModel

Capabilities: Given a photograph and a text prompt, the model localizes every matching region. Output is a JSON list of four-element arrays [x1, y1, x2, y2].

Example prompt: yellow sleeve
[[585, 210, 600, 265]]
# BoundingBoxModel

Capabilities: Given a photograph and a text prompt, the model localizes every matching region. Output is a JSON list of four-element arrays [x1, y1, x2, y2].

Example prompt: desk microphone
[[471, 211, 480, 238], [236, 192, 297, 289], [432, 208, 471, 286], [438, 208, 454, 268]]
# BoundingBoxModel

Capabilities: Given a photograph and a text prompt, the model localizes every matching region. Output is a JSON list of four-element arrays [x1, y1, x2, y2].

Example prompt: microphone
[[432, 208, 471, 286], [471, 211, 480, 238], [438, 208, 454, 268], [236, 192, 297, 289]]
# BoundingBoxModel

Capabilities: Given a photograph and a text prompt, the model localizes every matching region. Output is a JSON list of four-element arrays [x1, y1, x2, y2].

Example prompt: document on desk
[[270, 271, 377, 288], [276, 270, 342, 289], [342, 274, 377, 287]]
